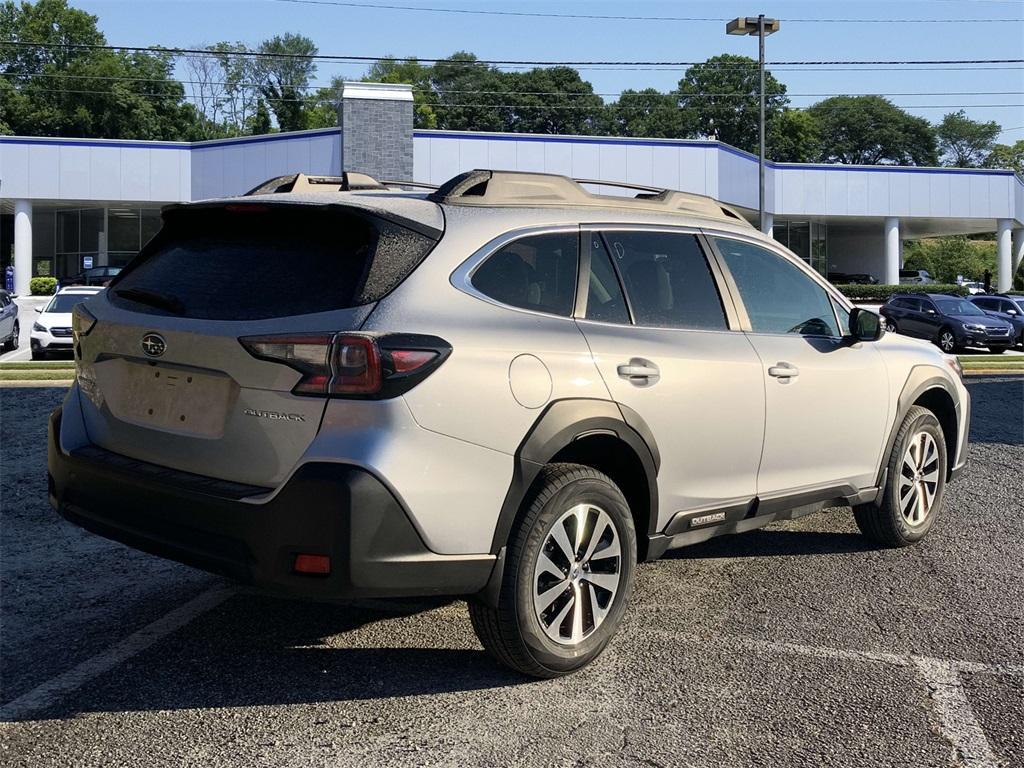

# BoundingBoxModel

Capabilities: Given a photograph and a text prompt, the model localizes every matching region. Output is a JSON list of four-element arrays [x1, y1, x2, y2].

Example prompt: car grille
[[986, 327, 1010, 337], [50, 327, 73, 337]]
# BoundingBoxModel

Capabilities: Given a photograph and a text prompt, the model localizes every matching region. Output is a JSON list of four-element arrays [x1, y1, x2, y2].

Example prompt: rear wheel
[[1, 322, 17, 352], [853, 405, 947, 547], [468, 463, 636, 678], [936, 327, 958, 354]]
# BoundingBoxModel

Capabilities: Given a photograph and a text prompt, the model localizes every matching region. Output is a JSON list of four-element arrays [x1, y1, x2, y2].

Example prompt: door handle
[[768, 362, 799, 379], [617, 359, 660, 385]]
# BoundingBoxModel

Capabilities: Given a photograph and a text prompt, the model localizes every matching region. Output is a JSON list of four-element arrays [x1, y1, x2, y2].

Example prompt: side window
[[920, 299, 937, 314], [714, 237, 840, 337], [602, 231, 727, 330], [584, 234, 630, 324], [471, 232, 578, 317]]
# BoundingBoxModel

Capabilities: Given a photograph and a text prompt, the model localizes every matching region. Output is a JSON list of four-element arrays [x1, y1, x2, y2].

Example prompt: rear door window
[[471, 232, 579, 317], [109, 205, 438, 320], [602, 231, 727, 330], [583, 234, 630, 324]]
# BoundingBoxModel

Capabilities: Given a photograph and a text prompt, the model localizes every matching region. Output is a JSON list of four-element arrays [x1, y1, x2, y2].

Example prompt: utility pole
[[727, 15, 780, 234]]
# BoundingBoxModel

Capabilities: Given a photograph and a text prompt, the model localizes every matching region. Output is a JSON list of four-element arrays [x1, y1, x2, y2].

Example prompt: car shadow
[[23, 593, 527, 722], [966, 376, 1024, 446], [664, 527, 874, 561]]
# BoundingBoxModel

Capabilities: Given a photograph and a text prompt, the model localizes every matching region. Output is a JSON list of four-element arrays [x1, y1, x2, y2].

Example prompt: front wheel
[[883, 318, 898, 334], [3, 322, 19, 351], [469, 463, 636, 678], [936, 327, 958, 354], [853, 405, 947, 547]]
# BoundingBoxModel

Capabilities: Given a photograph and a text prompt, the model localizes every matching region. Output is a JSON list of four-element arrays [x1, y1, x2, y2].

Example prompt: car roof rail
[[426, 169, 754, 227], [245, 171, 390, 195]]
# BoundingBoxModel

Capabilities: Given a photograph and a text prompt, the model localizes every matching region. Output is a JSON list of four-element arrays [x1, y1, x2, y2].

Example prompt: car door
[[0, 292, 14, 339], [917, 297, 943, 340], [575, 228, 765, 532], [707, 234, 890, 497]]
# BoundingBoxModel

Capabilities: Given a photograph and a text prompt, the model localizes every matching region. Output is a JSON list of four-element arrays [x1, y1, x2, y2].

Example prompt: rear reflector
[[294, 554, 331, 575]]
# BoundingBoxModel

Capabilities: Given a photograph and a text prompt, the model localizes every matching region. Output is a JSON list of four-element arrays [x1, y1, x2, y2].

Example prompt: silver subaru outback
[[49, 169, 970, 677]]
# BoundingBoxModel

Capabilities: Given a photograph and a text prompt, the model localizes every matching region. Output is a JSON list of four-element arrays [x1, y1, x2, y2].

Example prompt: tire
[[468, 463, 637, 678], [936, 327, 958, 354], [853, 405, 947, 548], [987, 347, 1007, 354], [30, 348, 46, 361], [883, 318, 898, 333]]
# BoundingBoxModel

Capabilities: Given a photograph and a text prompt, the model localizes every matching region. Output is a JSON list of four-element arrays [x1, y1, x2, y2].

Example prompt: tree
[[430, 52, 511, 133], [214, 42, 261, 134], [247, 98, 272, 135], [809, 96, 938, 166], [984, 140, 1024, 175], [504, 67, 608, 135], [903, 237, 996, 283], [768, 109, 821, 163], [610, 88, 683, 138], [255, 33, 316, 132], [936, 110, 1000, 167], [0, 0, 202, 140], [181, 47, 228, 137], [676, 54, 787, 153]]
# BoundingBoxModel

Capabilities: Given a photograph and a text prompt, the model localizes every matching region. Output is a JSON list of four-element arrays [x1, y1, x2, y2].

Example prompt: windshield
[[45, 293, 98, 313], [935, 298, 984, 316]]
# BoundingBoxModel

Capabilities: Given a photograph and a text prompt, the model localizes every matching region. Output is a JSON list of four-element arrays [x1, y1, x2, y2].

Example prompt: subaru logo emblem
[[141, 333, 166, 358]]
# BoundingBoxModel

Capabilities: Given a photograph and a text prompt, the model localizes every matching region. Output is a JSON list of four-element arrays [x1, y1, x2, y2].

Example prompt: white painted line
[[0, 586, 235, 723], [913, 656, 1000, 768]]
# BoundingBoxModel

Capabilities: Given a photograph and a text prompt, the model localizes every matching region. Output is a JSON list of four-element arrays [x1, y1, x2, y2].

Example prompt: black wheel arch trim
[[488, 398, 660, 555], [875, 367, 962, 491]]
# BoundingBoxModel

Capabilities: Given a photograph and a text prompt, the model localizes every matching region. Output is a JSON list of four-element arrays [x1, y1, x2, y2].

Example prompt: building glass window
[[30, 206, 162, 279], [773, 219, 828, 277]]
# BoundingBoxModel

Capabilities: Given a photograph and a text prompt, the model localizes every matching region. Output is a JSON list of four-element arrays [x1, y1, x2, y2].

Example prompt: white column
[[884, 217, 900, 285], [13, 200, 32, 297], [996, 219, 1013, 292], [761, 211, 774, 237], [1012, 228, 1024, 281]]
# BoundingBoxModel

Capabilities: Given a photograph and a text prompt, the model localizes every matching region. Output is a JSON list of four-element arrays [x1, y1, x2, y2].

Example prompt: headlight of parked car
[[32, 322, 47, 333], [963, 323, 987, 332]]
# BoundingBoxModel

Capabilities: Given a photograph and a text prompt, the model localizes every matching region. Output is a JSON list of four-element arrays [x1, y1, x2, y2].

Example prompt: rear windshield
[[46, 293, 99, 313], [108, 205, 438, 320]]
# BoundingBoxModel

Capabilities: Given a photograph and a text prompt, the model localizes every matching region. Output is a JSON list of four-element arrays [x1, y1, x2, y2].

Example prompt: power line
[[4, 71, 1021, 100], [12, 85, 1024, 111], [2, 40, 1022, 68], [266, 0, 1024, 24]]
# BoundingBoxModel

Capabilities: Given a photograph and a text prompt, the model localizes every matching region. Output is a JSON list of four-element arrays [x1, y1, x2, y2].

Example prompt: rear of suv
[[50, 170, 970, 677]]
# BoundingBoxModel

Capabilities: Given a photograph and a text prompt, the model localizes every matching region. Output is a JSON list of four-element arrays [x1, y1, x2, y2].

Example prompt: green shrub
[[29, 277, 58, 295], [902, 236, 996, 283], [835, 283, 968, 302]]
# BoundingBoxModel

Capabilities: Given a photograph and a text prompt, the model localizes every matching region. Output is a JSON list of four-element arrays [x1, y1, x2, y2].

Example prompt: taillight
[[239, 332, 450, 398]]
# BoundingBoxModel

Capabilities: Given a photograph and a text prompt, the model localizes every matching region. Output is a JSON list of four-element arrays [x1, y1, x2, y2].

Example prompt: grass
[[0, 361, 75, 370], [0, 370, 74, 381]]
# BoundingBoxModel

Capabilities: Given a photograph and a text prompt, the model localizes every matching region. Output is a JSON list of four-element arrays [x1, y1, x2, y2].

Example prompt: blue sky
[[76, 0, 1024, 139]]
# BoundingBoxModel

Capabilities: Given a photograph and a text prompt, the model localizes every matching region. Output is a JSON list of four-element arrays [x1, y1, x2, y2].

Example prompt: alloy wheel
[[898, 431, 940, 527], [939, 331, 955, 353], [533, 503, 621, 646]]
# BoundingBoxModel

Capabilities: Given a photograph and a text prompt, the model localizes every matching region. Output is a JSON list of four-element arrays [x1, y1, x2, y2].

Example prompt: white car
[[960, 281, 987, 295], [31, 286, 103, 359]]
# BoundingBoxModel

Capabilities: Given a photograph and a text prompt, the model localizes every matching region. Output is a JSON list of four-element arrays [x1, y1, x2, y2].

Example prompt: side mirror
[[1008, 309, 1019, 316], [926, 309, 937, 315], [849, 307, 884, 342], [34, 307, 43, 314]]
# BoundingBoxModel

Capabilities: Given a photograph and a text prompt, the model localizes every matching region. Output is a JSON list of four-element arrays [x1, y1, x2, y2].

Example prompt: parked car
[[0, 289, 19, 352], [899, 269, 936, 285], [960, 281, 987, 295], [969, 294, 1024, 347], [880, 293, 1015, 353], [49, 170, 971, 677], [828, 272, 878, 285], [62, 266, 121, 287], [31, 286, 103, 359]]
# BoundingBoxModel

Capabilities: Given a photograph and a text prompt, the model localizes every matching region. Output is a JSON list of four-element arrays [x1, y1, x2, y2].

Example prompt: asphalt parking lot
[[1, 377, 1022, 768]]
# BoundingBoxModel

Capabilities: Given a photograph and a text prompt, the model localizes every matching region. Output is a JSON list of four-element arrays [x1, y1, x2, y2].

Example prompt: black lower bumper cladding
[[47, 407, 493, 599]]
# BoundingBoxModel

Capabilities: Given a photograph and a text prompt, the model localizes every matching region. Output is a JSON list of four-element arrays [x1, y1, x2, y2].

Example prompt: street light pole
[[727, 15, 780, 234]]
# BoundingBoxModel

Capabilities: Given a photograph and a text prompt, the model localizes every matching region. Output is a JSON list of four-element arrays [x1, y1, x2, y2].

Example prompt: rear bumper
[[48, 407, 494, 599]]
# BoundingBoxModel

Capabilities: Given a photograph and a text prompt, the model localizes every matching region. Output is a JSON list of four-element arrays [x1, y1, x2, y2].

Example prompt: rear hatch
[[73, 197, 442, 487]]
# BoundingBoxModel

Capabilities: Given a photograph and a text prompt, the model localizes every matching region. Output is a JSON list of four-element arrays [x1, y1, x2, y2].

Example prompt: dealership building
[[2, 81, 1023, 296]]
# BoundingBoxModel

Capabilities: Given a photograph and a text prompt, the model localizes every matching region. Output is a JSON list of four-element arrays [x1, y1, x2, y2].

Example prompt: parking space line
[[0, 586, 235, 723], [912, 657, 1000, 768]]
